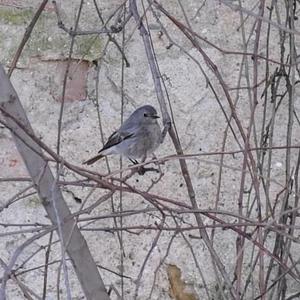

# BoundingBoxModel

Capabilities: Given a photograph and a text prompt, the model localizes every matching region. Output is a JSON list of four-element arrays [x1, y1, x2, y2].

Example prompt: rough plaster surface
[[1, 0, 300, 299]]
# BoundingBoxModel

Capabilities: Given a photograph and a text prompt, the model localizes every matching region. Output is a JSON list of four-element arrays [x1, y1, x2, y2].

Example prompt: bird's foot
[[129, 159, 159, 175], [137, 166, 159, 175]]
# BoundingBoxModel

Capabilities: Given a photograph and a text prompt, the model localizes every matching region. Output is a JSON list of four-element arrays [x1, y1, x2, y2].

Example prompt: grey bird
[[83, 105, 161, 165]]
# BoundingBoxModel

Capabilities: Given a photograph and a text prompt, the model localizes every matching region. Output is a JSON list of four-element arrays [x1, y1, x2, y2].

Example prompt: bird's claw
[[137, 166, 159, 175]]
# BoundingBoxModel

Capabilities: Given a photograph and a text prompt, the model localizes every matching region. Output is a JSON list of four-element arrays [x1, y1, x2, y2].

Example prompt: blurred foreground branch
[[0, 65, 110, 300]]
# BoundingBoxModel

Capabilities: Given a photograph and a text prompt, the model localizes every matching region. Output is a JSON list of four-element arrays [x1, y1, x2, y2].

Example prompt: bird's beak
[[152, 115, 160, 119]]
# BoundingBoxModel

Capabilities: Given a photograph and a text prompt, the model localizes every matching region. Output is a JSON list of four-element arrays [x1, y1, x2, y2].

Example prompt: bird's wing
[[99, 130, 134, 153]]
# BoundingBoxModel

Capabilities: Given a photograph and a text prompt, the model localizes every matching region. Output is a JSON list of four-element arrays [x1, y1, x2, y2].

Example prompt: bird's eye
[[144, 113, 148, 117]]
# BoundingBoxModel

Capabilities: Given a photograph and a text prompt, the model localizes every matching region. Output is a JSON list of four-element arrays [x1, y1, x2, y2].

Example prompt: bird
[[83, 105, 161, 166]]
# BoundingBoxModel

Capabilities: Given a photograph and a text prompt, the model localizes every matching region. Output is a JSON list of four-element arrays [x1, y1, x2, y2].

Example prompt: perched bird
[[83, 105, 161, 165]]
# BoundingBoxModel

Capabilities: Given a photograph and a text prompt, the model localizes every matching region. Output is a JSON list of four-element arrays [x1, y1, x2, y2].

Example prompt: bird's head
[[136, 105, 160, 124]]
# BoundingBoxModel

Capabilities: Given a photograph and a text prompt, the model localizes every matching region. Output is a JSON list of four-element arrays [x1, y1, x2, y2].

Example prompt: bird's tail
[[83, 153, 104, 165]]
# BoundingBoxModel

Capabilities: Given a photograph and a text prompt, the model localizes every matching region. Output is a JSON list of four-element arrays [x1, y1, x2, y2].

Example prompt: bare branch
[[0, 65, 110, 300]]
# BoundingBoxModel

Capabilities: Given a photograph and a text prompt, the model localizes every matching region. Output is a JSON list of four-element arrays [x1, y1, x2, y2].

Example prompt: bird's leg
[[129, 158, 139, 165], [139, 156, 160, 175], [129, 158, 145, 175], [139, 156, 147, 175], [129, 157, 159, 176]]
